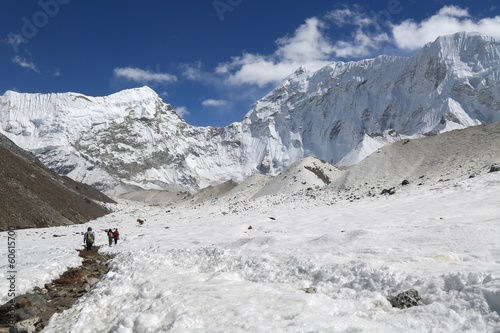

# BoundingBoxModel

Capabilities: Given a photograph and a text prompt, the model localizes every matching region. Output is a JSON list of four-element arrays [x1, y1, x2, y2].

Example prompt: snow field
[[1, 172, 500, 332]]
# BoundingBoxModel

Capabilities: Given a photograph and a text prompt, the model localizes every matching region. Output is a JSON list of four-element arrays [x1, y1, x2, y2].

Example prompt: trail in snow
[[1, 172, 499, 332]]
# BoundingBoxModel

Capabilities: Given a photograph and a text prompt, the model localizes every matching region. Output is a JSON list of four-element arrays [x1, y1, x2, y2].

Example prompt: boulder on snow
[[381, 187, 396, 195], [489, 164, 500, 173], [387, 289, 422, 309], [301, 287, 317, 294]]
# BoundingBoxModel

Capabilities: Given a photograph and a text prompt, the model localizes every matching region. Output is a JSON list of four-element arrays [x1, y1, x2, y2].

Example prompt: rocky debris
[[381, 187, 396, 195], [489, 164, 500, 172], [301, 287, 316, 294], [304, 164, 331, 185], [8, 317, 39, 333], [0, 246, 112, 332], [387, 289, 422, 309]]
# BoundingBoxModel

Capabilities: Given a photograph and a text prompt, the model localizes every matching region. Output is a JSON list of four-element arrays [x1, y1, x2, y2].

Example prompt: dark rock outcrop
[[387, 289, 422, 309], [0, 133, 115, 231], [490, 164, 500, 172]]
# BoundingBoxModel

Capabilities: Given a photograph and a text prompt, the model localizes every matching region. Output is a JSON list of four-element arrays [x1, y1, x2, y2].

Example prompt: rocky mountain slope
[[121, 120, 500, 209], [0, 133, 115, 231], [327, 121, 500, 199], [1, 32, 499, 195]]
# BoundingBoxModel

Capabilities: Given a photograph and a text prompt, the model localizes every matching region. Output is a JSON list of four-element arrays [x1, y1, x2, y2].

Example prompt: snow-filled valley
[[1, 169, 499, 332], [1, 31, 500, 332]]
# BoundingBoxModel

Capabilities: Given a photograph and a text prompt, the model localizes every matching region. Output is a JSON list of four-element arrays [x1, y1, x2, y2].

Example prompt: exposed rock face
[[0, 133, 114, 231], [1, 33, 500, 195]]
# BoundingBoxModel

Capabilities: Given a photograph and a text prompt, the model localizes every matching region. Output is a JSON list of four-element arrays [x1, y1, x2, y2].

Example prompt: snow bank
[[1, 170, 499, 332]]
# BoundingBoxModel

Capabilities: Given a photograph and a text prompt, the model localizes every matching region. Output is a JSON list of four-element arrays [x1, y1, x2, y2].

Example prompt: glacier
[[1, 32, 500, 195]]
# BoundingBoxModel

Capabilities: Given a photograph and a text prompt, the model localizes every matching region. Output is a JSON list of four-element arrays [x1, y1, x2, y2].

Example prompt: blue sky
[[1, 1, 500, 127]]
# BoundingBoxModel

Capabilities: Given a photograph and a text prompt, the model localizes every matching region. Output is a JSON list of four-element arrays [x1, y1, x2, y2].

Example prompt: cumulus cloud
[[174, 106, 189, 117], [212, 11, 391, 87], [392, 5, 500, 50], [214, 17, 336, 87], [12, 56, 39, 73], [275, 17, 334, 64], [326, 5, 374, 29], [181, 62, 204, 81], [326, 6, 391, 58], [113, 67, 178, 84], [185, 4, 500, 91], [202, 99, 228, 107]]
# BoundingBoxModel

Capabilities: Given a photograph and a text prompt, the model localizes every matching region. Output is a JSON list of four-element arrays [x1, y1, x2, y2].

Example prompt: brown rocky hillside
[[0, 133, 115, 231]]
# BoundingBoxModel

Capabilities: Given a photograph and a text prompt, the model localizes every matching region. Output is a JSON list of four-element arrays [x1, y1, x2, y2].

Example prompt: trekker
[[113, 228, 119, 245], [83, 227, 95, 251], [107, 229, 114, 246]]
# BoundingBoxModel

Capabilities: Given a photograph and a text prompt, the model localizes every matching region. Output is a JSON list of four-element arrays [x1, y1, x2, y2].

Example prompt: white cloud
[[182, 62, 205, 81], [326, 5, 373, 29], [113, 67, 178, 84], [174, 106, 189, 117], [331, 29, 390, 58], [214, 17, 336, 87], [212, 11, 391, 87], [202, 99, 228, 107], [326, 6, 391, 58], [392, 5, 500, 50], [437, 5, 469, 18], [184, 4, 500, 91], [12, 56, 39, 73], [218, 54, 302, 87], [6, 33, 26, 47], [275, 17, 333, 64]]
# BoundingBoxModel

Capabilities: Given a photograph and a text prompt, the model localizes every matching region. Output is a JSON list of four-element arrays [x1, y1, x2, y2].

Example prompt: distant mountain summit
[[245, 32, 500, 166], [1, 32, 499, 195]]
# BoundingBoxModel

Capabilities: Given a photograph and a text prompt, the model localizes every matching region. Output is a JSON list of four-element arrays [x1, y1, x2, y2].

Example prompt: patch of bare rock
[[0, 246, 112, 333]]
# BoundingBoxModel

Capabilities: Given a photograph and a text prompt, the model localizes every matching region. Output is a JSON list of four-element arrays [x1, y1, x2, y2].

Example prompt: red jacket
[[113, 230, 119, 239]]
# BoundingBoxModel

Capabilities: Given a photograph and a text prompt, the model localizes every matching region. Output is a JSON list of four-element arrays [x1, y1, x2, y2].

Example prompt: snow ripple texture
[[1, 171, 497, 332]]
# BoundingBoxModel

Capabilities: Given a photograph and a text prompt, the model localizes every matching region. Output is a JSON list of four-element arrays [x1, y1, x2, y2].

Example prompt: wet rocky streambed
[[0, 246, 112, 333]]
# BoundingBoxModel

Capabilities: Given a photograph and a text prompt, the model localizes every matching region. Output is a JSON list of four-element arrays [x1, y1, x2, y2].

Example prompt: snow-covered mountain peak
[[1, 32, 500, 195], [105, 85, 160, 104], [421, 32, 500, 69]]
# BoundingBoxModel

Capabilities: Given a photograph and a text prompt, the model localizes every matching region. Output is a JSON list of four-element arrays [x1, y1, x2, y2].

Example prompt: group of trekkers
[[83, 227, 120, 250]]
